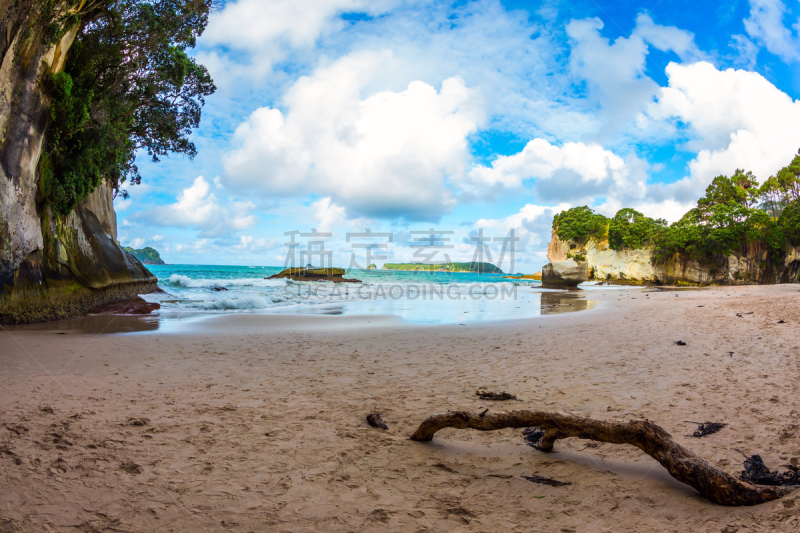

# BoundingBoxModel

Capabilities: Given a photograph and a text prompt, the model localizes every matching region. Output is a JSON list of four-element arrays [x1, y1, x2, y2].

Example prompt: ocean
[[141, 264, 612, 325]]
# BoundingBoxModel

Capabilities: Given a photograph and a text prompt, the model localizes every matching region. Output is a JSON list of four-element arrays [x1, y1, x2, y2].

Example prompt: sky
[[116, 0, 800, 272]]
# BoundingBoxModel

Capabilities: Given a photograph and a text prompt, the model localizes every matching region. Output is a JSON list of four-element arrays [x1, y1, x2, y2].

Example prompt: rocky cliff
[[0, 3, 157, 323], [545, 229, 800, 286]]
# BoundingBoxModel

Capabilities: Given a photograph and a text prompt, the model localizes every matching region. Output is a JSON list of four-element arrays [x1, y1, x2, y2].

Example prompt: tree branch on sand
[[409, 409, 794, 506]]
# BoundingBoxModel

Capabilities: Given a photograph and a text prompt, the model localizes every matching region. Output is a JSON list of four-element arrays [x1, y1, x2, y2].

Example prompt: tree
[[758, 176, 784, 220], [697, 174, 748, 212], [653, 209, 706, 260], [607, 208, 667, 250], [42, 0, 217, 215], [552, 206, 609, 243], [779, 199, 800, 245], [775, 149, 800, 202], [730, 169, 760, 208]]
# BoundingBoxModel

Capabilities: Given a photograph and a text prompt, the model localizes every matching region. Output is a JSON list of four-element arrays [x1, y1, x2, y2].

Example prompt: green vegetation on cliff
[[608, 208, 667, 251], [552, 206, 608, 243], [553, 151, 800, 263], [123, 246, 165, 265], [382, 262, 503, 273], [41, 0, 216, 215]]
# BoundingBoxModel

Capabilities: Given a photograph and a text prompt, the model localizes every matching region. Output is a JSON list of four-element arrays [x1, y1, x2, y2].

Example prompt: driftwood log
[[409, 409, 793, 506]]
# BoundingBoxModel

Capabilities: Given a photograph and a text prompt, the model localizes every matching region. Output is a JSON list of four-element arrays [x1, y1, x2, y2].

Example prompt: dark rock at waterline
[[88, 297, 160, 316], [209, 286, 228, 291], [268, 267, 361, 283]]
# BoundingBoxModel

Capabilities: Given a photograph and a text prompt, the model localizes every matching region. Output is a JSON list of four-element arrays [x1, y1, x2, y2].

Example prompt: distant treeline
[[553, 149, 800, 263]]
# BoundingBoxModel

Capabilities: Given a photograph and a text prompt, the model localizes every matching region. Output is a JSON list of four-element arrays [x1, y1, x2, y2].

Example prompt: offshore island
[[380, 261, 504, 273]]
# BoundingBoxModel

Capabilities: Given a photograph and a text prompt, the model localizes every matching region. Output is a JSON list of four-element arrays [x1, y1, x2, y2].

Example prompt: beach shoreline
[[1, 285, 799, 532]]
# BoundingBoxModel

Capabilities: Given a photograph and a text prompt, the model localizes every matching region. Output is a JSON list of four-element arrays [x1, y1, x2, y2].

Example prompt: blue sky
[[116, 0, 800, 272]]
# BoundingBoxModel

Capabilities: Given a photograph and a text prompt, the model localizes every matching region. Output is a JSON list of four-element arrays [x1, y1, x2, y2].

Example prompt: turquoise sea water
[[142, 264, 610, 324]]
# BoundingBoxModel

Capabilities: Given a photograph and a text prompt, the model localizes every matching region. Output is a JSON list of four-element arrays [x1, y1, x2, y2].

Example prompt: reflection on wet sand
[[540, 291, 598, 315], [291, 305, 346, 316], [7, 314, 161, 334], [5, 290, 599, 333]]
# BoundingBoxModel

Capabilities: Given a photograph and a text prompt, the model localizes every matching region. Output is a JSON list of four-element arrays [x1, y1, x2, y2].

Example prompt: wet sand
[[1, 285, 799, 532]]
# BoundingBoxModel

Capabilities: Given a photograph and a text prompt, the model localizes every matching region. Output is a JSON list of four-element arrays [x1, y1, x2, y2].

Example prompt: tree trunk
[[410, 409, 793, 506]]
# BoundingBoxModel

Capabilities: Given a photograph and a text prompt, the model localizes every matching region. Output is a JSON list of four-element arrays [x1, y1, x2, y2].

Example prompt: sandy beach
[[1, 285, 799, 532]]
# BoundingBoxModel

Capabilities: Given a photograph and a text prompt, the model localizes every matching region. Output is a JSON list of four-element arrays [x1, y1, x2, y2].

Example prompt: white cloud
[[114, 197, 132, 211], [595, 198, 694, 224], [744, 0, 800, 62], [466, 139, 647, 204], [223, 52, 484, 221], [644, 61, 800, 203], [729, 34, 759, 69], [632, 13, 703, 61], [565, 14, 704, 136], [127, 237, 145, 249], [198, 0, 401, 86], [204, 0, 391, 52], [236, 235, 253, 249], [311, 197, 349, 232], [134, 176, 257, 238]]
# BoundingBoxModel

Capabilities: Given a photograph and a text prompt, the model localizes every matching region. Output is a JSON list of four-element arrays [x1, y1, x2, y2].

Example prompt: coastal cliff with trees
[[0, 0, 215, 323], [546, 154, 800, 285]]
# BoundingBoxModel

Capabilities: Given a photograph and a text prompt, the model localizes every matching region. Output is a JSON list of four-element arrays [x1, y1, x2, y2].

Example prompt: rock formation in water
[[0, 3, 158, 323], [268, 267, 362, 283], [544, 228, 800, 286]]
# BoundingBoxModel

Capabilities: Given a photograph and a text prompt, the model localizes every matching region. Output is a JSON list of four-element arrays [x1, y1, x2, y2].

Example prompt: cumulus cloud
[[565, 13, 704, 136], [133, 176, 257, 238], [465, 139, 647, 205], [198, 0, 402, 86], [744, 0, 800, 62], [222, 52, 484, 221], [468, 60, 800, 225], [311, 197, 349, 232], [644, 61, 800, 203]]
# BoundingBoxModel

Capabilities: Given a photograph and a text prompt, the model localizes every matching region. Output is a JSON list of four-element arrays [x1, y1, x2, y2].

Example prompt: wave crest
[[203, 296, 270, 310]]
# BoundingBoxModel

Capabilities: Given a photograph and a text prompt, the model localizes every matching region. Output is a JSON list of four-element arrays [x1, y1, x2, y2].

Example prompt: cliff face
[[545, 229, 800, 286], [0, 3, 157, 323], [547, 231, 655, 282]]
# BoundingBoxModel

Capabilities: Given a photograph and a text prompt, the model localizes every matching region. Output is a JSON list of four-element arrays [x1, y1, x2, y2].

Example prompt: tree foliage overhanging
[[552, 150, 800, 262], [40, 0, 217, 215]]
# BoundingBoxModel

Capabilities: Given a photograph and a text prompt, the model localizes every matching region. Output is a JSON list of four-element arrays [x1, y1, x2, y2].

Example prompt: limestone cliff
[[545, 229, 800, 286], [0, 3, 157, 323]]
